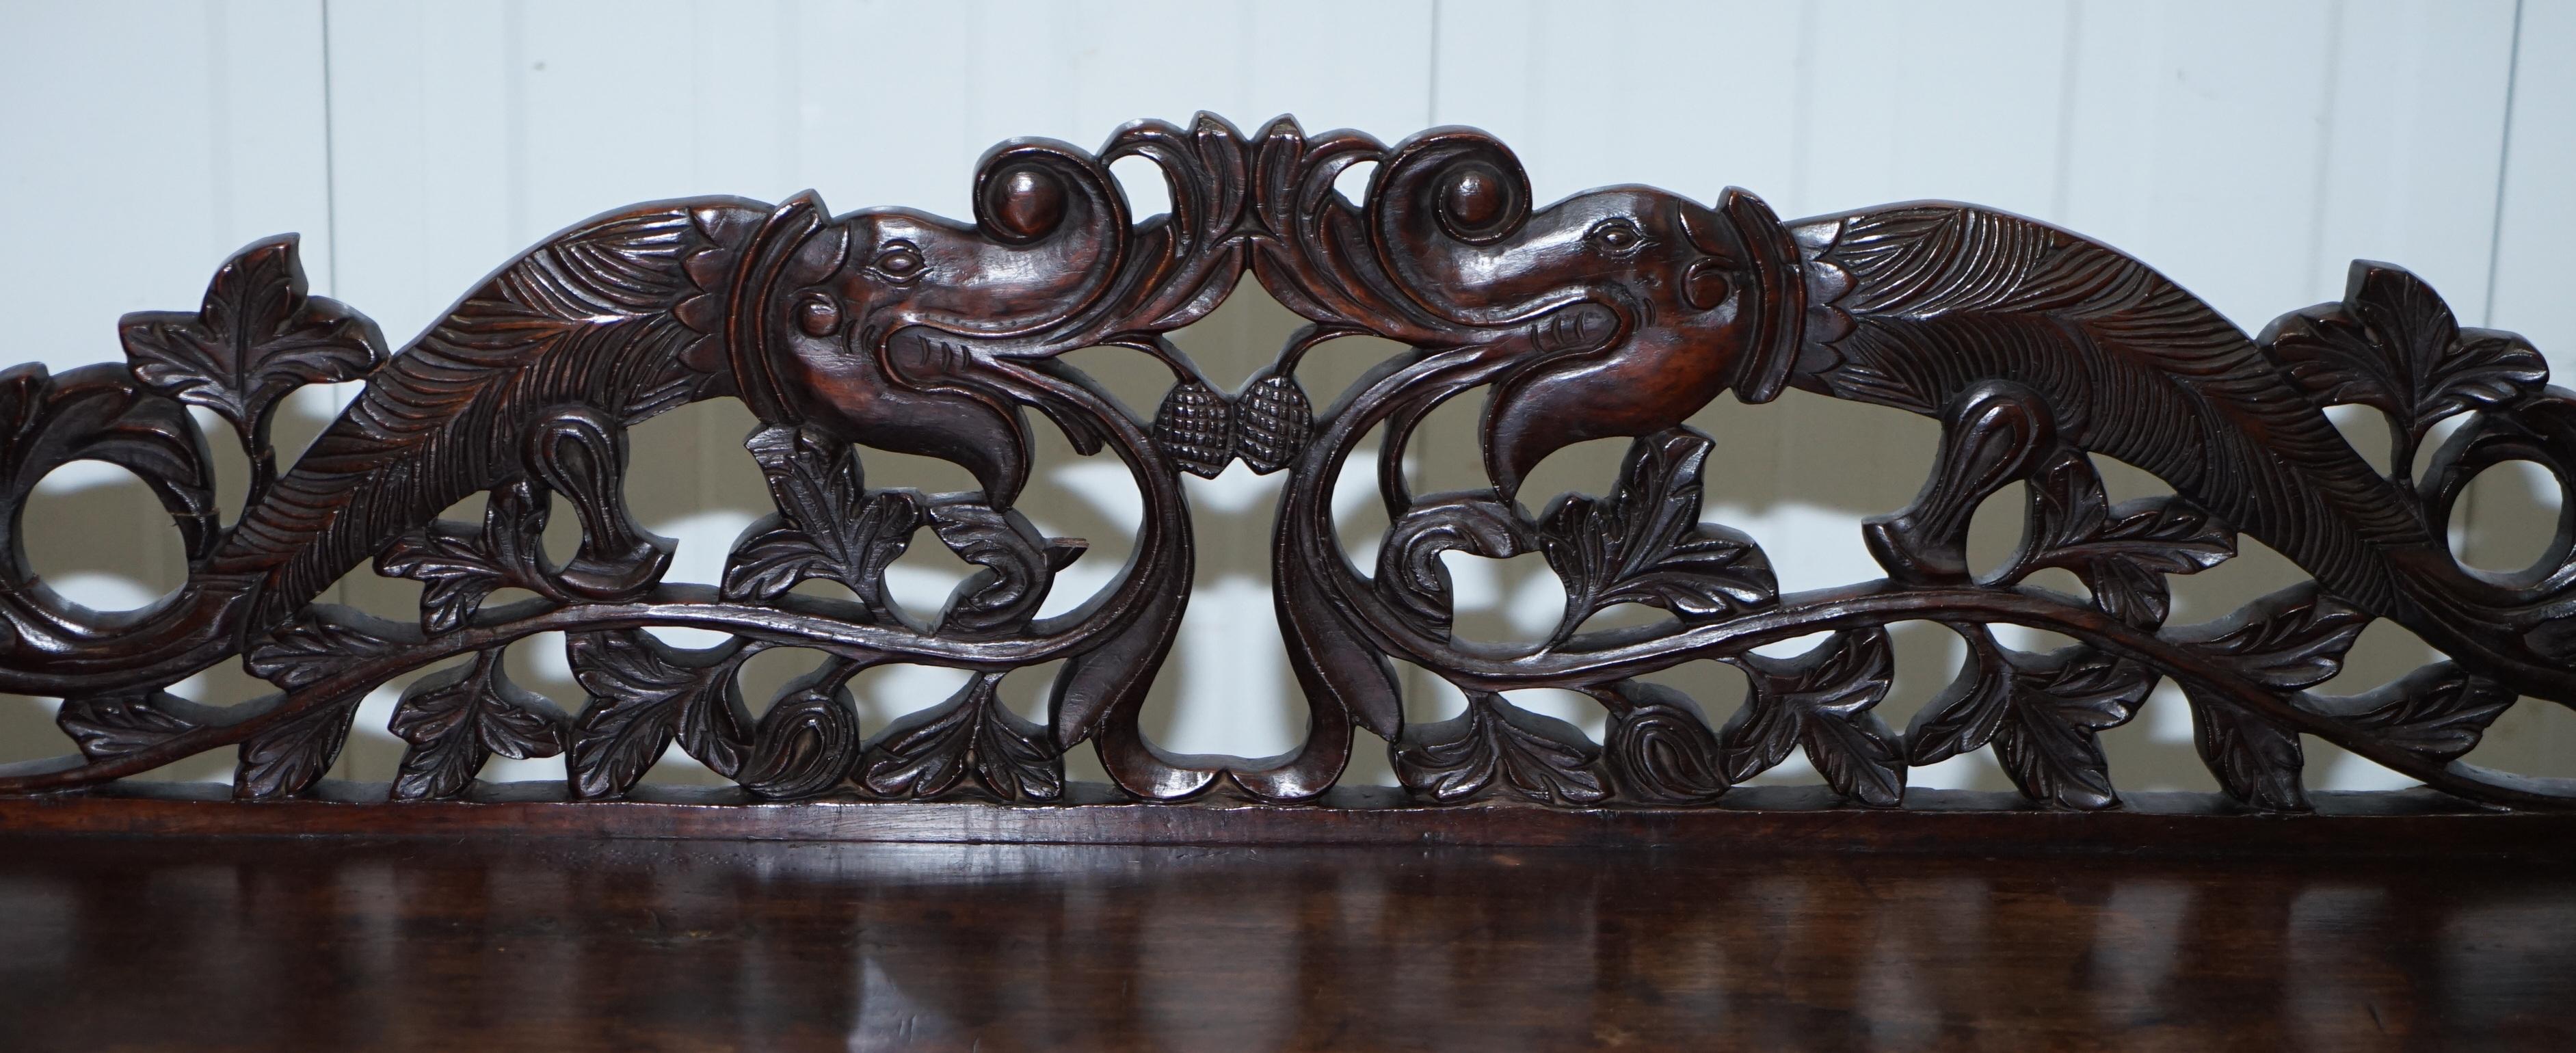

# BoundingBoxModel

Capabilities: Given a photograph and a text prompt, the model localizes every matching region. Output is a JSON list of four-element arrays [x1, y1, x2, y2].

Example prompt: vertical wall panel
[[1, 0, 335, 366], [2464, 0, 2576, 780], [0, 0, 334, 772]]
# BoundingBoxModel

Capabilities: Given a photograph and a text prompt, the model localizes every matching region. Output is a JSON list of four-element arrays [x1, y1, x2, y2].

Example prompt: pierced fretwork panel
[[2, 115, 2569, 813]]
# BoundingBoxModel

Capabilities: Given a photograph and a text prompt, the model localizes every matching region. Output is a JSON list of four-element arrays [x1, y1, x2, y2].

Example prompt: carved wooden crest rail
[[3, 114, 2571, 825]]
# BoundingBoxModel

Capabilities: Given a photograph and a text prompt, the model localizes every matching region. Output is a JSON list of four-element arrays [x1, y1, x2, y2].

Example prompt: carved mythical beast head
[[725, 142, 1129, 508], [1369, 130, 1805, 501]]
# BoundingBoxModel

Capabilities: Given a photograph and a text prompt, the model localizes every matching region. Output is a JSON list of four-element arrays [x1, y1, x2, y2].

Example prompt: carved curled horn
[[724, 191, 839, 426], [1719, 187, 1805, 405], [1365, 127, 1547, 327], [933, 138, 1128, 337]]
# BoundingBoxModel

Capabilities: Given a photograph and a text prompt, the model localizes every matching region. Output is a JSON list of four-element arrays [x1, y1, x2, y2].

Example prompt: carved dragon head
[[1368, 129, 1804, 501], [722, 142, 1130, 508]]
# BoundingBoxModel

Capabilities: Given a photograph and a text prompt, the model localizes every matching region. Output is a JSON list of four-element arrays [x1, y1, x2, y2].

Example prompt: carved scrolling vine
[[1, 114, 2569, 814]]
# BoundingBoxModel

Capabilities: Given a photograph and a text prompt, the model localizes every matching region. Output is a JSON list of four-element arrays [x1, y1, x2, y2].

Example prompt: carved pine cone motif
[[1153, 379, 1233, 478], [1232, 373, 1311, 475]]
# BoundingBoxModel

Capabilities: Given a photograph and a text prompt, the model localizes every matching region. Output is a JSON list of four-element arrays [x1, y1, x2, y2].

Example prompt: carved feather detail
[[213, 200, 772, 634], [1795, 205, 2430, 613]]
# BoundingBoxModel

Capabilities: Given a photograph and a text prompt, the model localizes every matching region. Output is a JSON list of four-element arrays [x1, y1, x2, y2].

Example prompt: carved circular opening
[[2452, 459, 2567, 577], [20, 459, 187, 614]]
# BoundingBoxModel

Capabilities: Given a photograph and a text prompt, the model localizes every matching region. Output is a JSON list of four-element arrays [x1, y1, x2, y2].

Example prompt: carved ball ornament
[[0, 114, 2567, 816]]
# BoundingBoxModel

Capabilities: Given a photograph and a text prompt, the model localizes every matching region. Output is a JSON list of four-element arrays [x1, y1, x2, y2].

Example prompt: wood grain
[[1, 834, 2568, 1050], [1, 781, 2568, 859]]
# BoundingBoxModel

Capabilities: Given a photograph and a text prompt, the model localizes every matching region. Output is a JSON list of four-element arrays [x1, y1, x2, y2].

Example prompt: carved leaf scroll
[[235, 698, 360, 801], [927, 496, 1085, 637], [8, 115, 2576, 821], [237, 611, 406, 799], [1392, 692, 1608, 805], [2267, 261, 2547, 462], [2168, 583, 2373, 810], [388, 650, 568, 801], [0, 364, 220, 563], [245, 611, 404, 693], [375, 480, 553, 635], [2183, 685, 2311, 812], [2319, 662, 2514, 767], [55, 690, 203, 762], [565, 629, 755, 799], [725, 426, 923, 615], [118, 235, 387, 502], [732, 663, 862, 800], [1535, 430, 1775, 643], [2010, 453, 2235, 630], [1909, 627, 2157, 810], [860, 671, 1063, 801], [1376, 494, 1530, 637], [1719, 630, 1907, 806]]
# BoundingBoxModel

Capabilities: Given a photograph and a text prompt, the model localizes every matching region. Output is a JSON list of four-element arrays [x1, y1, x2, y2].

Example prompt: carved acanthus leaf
[[388, 650, 568, 801], [235, 697, 360, 801], [2315, 662, 2514, 767], [245, 611, 405, 693], [860, 672, 1062, 801], [118, 235, 386, 501], [1720, 629, 1906, 806], [1536, 430, 1775, 643], [2266, 261, 2547, 447], [55, 690, 206, 762], [2173, 583, 2371, 691], [375, 480, 553, 634], [2014, 453, 2235, 630], [564, 630, 756, 798], [1909, 627, 2157, 810], [1393, 692, 1608, 805], [726, 427, 925, 613], [2184, 684, 2310, 812]]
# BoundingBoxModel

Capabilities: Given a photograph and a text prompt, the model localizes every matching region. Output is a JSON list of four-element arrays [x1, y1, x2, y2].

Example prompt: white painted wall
[[0, 0, 2568, 792]]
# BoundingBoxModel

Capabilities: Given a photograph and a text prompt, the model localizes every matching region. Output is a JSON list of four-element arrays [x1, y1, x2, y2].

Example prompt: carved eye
[[871, 240, 925, 282], [1589, 218, 1651, 258], [795, 291, 842, 336]]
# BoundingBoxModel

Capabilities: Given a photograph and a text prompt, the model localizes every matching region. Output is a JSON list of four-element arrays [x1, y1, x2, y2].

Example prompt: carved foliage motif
[[1, 115, 2569, 817]]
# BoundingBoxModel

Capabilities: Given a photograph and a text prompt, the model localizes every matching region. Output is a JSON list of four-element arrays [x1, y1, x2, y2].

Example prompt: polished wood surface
[[3, 781, 2571, 859], [2, 835, 2566, 1051]]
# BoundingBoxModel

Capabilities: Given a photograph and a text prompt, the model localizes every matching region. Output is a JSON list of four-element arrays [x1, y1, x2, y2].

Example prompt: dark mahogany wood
[[3, 780, 2572, 858], [3, 114, 2571, 829], [3, 836, 2571, 1050]]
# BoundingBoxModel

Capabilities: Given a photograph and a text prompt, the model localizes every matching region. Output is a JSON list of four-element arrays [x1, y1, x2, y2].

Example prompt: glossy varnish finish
[[3, 780, 2572, 859], [1, 836, 2568, 1050], [0, 114, 2571, 824]]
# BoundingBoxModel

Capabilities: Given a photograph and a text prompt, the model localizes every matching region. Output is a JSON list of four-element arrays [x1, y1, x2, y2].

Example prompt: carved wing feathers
[[1801, 205, 2428, 611], [216, 202, 765, 632]]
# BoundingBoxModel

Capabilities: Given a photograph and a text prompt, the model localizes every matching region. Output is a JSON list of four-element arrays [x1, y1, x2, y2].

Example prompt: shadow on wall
[[3, 278, 2571, 794]]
